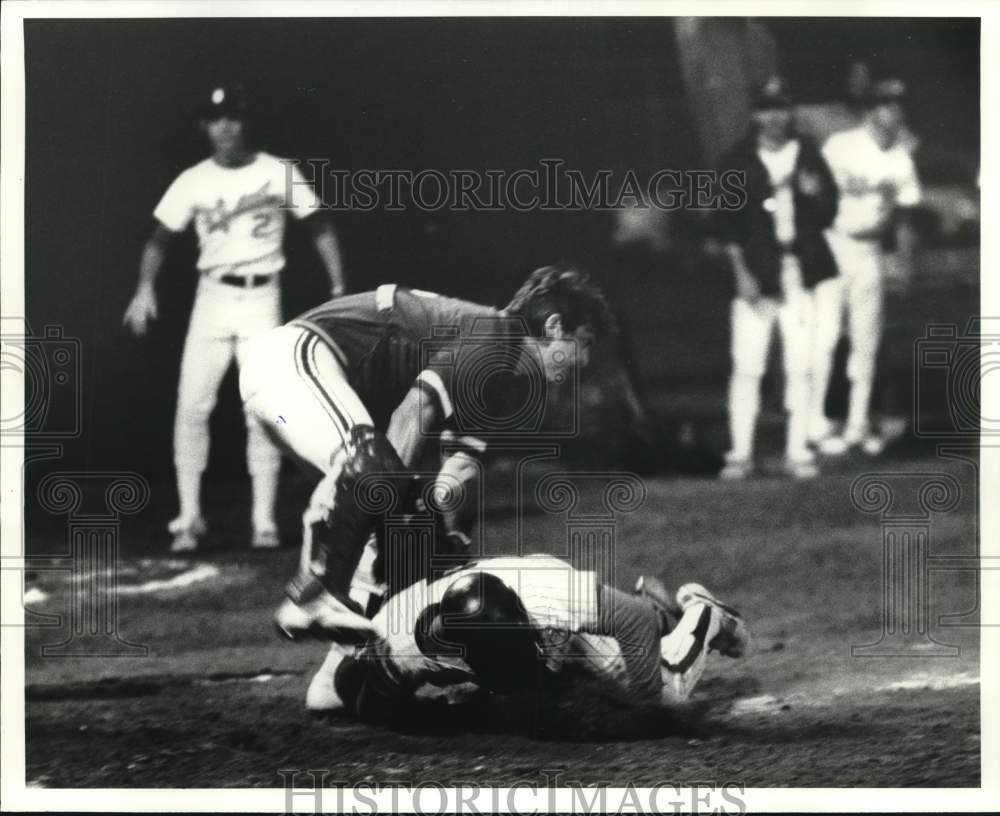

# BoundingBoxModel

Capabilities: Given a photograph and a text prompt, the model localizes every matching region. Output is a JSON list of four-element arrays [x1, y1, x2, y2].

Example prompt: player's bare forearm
[[123, 224, 173, 335], [310, 217, 346, 297], [386, 385, 438, 468], [437, 451, 480, 538], [135, 224, 173, 291]]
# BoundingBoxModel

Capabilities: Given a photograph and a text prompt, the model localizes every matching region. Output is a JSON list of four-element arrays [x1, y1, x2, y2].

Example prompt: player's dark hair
[[504, 262, 617, 339]]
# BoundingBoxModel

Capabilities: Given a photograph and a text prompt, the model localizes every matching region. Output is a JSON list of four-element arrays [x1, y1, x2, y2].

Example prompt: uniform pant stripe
[[292, 332, 349, 451], [304, 334, 358, 435]]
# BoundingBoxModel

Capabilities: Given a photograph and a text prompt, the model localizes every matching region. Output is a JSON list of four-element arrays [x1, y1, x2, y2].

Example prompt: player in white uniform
[[302, 554, 748, 721], [716, 78, 840, 480], [810, 79, 921, 455], [122, 83, 346, 552]]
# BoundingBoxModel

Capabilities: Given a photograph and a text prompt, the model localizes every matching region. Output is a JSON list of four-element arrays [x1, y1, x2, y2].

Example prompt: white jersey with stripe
[[153, 152, 320, 276], [372, 554, 605, 685]]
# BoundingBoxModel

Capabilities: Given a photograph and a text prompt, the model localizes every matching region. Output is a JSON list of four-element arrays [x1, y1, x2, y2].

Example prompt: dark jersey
[[291, 284, 529, 440]]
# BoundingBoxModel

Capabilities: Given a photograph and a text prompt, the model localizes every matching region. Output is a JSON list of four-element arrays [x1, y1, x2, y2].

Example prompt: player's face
[[537, 320, 594, 383], [871, 101, 904, 135], [203, 115, 246, 155], [753, 106, 792, 142]]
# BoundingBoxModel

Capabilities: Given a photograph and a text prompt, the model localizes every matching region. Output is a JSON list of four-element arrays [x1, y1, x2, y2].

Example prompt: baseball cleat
[[815, 434, 852, 456], [782, 454, 819, 480], [305, 644, 351, 713], [168, 516, 206, 553], [718, 456, 753, 481], [676, 582, 749, 658], [275, 580, 379, 644], [659, 603, 717, 701], [860, 434, 887, 456], [252, 528, 281, 549]]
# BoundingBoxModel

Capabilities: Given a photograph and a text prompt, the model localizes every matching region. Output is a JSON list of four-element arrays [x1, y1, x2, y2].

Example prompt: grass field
[[23, 442, 980, 788]]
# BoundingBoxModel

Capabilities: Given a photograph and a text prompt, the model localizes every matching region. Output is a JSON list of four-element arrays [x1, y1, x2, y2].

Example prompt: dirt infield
[[22, 446, 980, 788]]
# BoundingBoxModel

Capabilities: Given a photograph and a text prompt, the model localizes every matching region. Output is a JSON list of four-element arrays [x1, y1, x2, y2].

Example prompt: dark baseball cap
[[864, 78, 907, 108], [200, 82, 250, 119], [752, 76, 793, 110]]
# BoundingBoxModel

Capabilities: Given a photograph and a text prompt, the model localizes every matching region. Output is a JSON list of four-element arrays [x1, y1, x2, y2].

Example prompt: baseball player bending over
[[238, 267, 614, 644], [811, 79, 922, 455], [302, 554, 748, 721], [716, 78, 839, 480], [122, 83, 346, 552]]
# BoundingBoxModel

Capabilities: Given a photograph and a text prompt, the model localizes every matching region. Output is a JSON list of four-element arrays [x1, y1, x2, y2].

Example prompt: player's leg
[[171, 285, 237, 551], [635, 576, 748, 703], [239, 325, 401, 642], [721, 297, 777, 479], [807, 273, 845, 445], [234, 283, 284, 548], [843, 244, 884, 444], [589, 586, 665, 704], [777, 260, 819, 478]]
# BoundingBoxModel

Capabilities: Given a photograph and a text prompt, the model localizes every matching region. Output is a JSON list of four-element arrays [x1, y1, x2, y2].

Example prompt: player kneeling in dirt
[[239, 267, 614, 644], [304, 554, 748, 720]]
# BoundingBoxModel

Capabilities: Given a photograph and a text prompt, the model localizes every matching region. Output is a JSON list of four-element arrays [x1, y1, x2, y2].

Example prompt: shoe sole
[[274, 604, 379, 645], [676, 585, 747, 658]]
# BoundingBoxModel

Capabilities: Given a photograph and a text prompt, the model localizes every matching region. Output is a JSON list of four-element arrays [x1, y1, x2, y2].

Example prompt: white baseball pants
[[173, 275, 282, 529], [726, 257, 815, 462], [808, 232, 884, 439], [239, 324, 374, 579]]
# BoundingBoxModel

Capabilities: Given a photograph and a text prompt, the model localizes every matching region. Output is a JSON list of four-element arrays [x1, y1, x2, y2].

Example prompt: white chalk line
[[24, 563, 224, 602], [725, 671, 980, 718]]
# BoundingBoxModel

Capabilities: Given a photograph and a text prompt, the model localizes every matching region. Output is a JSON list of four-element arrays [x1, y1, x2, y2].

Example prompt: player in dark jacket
[[714, 77, 839, 480], [239, 264, 615, 643]]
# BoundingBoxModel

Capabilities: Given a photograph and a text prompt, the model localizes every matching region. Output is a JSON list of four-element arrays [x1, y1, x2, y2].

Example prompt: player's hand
[[122, 287, 158, 336], [798, 170, 822, 197], [735, 269, 761, 304]]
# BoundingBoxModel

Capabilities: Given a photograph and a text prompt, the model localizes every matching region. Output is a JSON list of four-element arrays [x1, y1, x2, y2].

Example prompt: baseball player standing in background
[[716, 77, 839, 480], [302, 554, 748, 721], [122, 82, 346, 552], [810, 79, 921, 455]]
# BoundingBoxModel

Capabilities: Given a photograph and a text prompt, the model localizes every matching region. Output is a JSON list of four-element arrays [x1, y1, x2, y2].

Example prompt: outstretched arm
[[122, 223, 175, 336]]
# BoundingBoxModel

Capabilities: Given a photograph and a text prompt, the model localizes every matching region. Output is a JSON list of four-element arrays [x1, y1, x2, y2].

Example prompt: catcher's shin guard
[[301, 424, 407, 598]]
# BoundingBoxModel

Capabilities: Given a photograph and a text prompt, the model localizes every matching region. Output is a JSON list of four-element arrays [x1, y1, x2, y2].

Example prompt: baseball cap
[[864, 78, 907, 108], [752, 76, 793, 110], [200, 82, 250, 119]]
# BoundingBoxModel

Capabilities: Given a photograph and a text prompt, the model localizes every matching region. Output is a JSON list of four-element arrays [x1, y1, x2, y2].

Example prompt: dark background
[[22, 17, 979, 480]]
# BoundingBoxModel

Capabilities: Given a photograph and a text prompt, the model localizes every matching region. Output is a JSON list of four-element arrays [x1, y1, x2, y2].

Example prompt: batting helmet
[[435, 572, 543, 693]]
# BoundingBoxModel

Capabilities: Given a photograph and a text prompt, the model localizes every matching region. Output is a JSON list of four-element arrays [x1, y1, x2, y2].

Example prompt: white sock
[[784, 374, 811, 460], [727, 372, 761, 461], [251, 468, 279, 532], [176, 468, 202, 523], [846, 377, 873, 439]]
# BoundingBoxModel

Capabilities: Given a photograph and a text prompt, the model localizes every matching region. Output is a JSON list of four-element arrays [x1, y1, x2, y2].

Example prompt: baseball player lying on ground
[[238, 267, 616, 645], [303, 554, 748, 722]]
